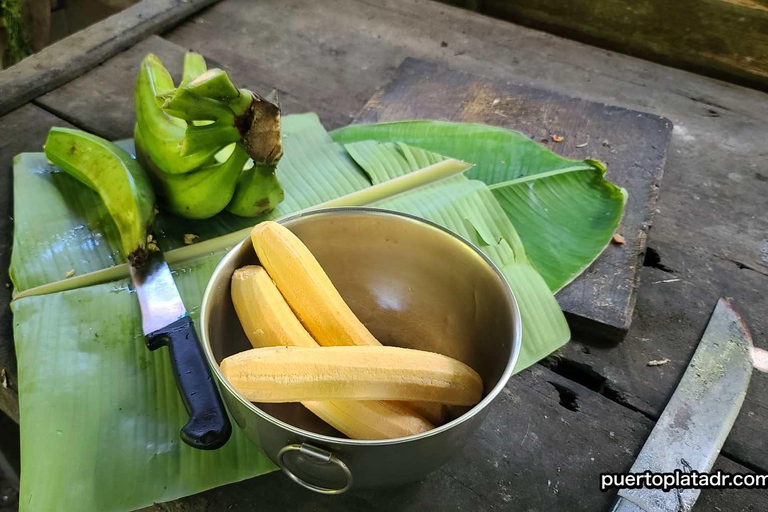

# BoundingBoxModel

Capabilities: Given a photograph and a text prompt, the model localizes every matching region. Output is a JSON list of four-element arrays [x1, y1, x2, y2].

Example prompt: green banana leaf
[[10, 114, 622, 511], [489, 164, 626, 291], [331, 121, 626, 291]]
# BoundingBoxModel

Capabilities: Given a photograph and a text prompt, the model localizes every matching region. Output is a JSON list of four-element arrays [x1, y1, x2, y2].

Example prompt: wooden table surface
[[1, 0, 767, 510]]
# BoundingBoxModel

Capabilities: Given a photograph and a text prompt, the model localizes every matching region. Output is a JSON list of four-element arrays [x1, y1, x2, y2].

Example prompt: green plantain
[[134, 54, 222, 175], [226, 163, 284, 217], [134, 52, 285, 219], [136, 127, 249, 219], [44, 127, 155, 263], [179, 52, 207, 88]]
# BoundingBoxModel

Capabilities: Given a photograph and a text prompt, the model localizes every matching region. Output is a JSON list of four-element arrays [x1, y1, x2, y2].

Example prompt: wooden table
[[1, 1, 767, 510]]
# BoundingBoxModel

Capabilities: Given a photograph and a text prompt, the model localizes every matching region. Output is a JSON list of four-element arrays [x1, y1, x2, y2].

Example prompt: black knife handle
[[146, 316, 232, 450]]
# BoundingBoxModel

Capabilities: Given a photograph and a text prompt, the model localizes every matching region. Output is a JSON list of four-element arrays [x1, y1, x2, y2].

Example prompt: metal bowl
[[200, 207, 521, 494]]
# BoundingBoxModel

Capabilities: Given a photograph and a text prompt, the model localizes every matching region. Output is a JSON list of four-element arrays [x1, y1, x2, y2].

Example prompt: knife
[[129, 250, 232, 450], [611, 298, 753, 511]]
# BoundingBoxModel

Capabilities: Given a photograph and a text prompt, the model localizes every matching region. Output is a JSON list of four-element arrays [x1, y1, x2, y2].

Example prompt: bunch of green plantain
[[134, 52, 285, 219]]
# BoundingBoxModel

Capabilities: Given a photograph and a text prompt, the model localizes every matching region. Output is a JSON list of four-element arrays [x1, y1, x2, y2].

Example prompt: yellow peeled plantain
[[220, 345, 484, 405], [401, 401, 447, 425], [250, 221, 453, 424], [231, 265, 433, 439], [231, 266, 318, 348], [303, 400, 433, 440], [251, 221, 380, 347]]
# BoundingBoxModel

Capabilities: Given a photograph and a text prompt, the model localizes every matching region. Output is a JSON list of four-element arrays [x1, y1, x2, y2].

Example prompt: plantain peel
[[134, 52, 285, 219], [44, 127, 156, 265]]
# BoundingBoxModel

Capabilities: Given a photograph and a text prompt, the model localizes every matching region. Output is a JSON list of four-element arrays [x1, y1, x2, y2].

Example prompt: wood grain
[[445, 0, 768, 92], [35, 35, 348, 141], [354, 58, 671, 341], [0, 0, 220, 118]]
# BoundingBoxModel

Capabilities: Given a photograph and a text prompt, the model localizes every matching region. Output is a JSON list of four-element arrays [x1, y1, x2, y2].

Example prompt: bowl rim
[[199, 206, 522, 446]]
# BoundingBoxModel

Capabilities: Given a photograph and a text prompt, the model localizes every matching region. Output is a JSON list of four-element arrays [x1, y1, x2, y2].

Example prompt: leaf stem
[[12, 158, 472, 301], [486, 164, 597, 190]]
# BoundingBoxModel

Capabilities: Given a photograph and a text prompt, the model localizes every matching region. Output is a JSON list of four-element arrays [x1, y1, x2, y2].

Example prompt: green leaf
[[331, 120, 582, 185], [12, 253, 275, 512], [490, 165, 627, 291], [331, 121, 625, 291], [345, 141, 446, 184]]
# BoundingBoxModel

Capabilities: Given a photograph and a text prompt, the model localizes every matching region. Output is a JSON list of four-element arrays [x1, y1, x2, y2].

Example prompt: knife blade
[[612, 298, 753, 512], [130, 250, 231, 450]]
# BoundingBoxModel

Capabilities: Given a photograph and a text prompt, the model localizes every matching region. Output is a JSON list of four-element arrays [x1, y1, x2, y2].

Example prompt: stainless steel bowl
[[200, 207, 521, 494]]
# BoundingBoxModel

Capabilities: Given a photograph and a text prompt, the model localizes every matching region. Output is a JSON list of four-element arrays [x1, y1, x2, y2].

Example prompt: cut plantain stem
[[184, 68, 240, 100], [233, 91, 283, 165], [162, 89, 237, 123]]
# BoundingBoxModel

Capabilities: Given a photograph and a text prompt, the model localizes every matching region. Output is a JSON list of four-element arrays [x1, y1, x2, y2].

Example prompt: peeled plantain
[[231, 265, 434, 439], [251, 221, 452, 424], [221, 345, 484, 405], [44, 127, 155, 264], [251, 221, 380, 347], [134, 52, 284, 219]]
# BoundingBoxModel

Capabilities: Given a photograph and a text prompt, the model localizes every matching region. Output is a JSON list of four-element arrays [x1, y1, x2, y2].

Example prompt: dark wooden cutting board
[[353, 58, 672, 343]]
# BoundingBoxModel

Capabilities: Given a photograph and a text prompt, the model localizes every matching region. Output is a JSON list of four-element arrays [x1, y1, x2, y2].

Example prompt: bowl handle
[[277, 443, 352, 494]]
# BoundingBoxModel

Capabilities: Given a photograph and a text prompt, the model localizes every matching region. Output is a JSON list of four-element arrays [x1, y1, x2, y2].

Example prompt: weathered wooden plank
[[0, 104, 74, 423], [147, 365, 764, 511], [352, 58, 671, 341], [443, 0, 768, 92], [0, 0, 221, 118], [35, 35, 349, 141], [549, 241, 768, 474], [165, 0, 768, 131]]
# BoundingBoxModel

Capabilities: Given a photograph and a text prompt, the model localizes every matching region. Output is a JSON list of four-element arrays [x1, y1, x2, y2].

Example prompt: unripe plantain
[[44, 127, 155, 264], [133, 53, 285, 219]]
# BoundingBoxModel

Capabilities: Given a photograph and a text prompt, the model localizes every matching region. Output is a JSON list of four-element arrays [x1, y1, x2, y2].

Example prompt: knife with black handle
[[130, 250, 232, 450]]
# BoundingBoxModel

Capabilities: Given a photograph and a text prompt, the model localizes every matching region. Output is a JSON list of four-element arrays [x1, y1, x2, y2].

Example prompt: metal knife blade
[[129, 251, 187, 336], [613, 298, 753, 512], [129, 250, 231, 450]]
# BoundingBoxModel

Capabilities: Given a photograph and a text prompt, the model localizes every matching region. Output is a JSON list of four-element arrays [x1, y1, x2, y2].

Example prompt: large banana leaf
[[331, 121, 626, 291], [489, 165, 626, 290], [9, 115, 621, 511]]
